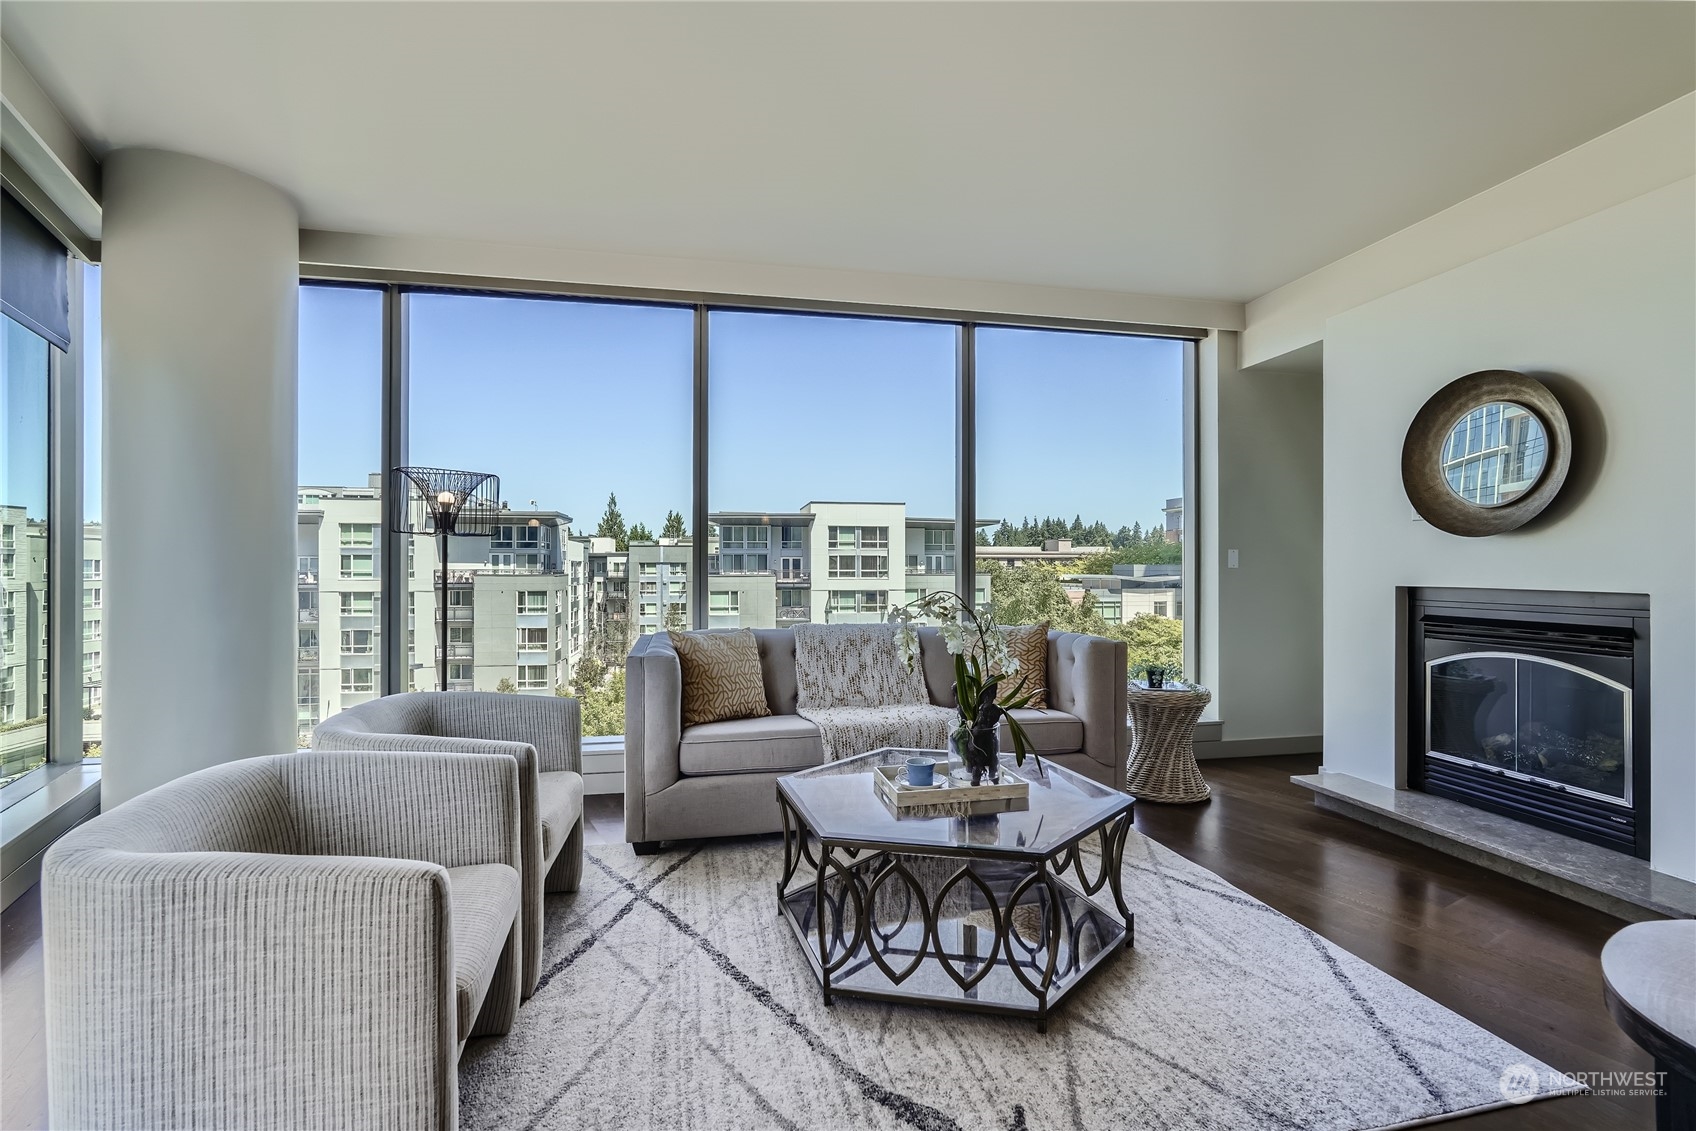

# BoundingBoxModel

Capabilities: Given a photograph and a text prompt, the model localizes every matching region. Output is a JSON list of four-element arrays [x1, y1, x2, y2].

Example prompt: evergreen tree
[[994, 521, 1016, 546], [1129, 520, 1144, 546], [1068, 514, 1086, 540], [628, 522, 655, 544], [596, 493, 628, 550], [1112, 525, 1134, 549], [974, 528, 991, 546], [661, 510, 687, 540]]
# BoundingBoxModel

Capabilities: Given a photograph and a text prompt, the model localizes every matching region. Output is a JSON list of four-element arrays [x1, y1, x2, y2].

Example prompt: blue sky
[[87, 278, 1185, 534]]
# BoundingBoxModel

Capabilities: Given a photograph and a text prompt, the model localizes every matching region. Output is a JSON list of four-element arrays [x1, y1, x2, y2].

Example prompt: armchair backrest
[[63, 755, 297, 857]]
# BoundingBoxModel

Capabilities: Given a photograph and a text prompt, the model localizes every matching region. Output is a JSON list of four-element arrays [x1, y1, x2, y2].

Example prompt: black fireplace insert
[[1407, 588, 1650, 857]]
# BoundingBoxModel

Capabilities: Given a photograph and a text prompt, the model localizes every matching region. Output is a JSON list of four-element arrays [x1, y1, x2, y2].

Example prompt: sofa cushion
[[995, 623, 1050, 709], [447, 863, 521, 1041], [537, 770, 584, 862], [679, 714, 827, 775], [998, 708, 1084, 755], [669, 629, 773, 727]]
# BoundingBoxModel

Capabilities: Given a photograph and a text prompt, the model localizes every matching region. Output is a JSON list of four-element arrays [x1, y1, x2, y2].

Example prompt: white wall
[[1196, 331, 1325, 754], [1322, 178, 1696, 880], [101, 148, 299, 808]]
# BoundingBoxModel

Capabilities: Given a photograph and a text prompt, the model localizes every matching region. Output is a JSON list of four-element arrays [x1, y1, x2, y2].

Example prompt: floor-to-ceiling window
[[975, 327, 1187, 679], [297, 285, 385, 744], [0, 317, 51, 785], [707, 311, 959, 630], [79, 264, 102, 765], [405, 293, 692, 736], [293, 275, 1199, 746]]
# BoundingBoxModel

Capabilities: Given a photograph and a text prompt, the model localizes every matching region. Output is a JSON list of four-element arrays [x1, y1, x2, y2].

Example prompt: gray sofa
[[625, 626, 1127, 850], [42, 750, 522, 1130], [312, 690, 583, 1000]]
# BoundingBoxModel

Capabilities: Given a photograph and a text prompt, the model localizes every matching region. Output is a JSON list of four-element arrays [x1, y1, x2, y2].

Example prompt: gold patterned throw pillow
[[995, 622, 1049, 709], [669, 629, 773, 728]]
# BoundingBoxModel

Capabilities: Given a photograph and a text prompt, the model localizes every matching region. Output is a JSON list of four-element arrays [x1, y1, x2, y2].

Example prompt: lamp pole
[[435, 490, 456, 692]]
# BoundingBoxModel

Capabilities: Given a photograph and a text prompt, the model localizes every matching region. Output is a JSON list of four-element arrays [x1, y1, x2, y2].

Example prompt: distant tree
[[974, 528, 991, 546], [569, 653, 605, 696], [1112, 525, 1134, 549], [1083, 521, 1111, 546], [596, 493, 628, 550], [1118, 613, 1184, 677], [993, 521, 1016, 546], [663, 602, 689, 632], [567, 669, 627, 736], [494, 677, 518, 694], [1129, 521, 1144, 546], [661, 510, 687, 540], [628, 522, 655, 544], [1068, 515, 1086, 540]]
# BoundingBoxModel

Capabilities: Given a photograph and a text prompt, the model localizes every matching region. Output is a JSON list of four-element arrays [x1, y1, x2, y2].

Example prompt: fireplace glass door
[[1426, 652, 1630, 806]]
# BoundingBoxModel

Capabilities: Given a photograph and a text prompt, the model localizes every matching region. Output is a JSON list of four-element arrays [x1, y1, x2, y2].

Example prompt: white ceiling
[[4, 2, 1692, 303]]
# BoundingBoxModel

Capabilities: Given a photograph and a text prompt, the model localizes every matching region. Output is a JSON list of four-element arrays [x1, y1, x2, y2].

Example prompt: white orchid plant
[[889, 592, 1042, 777]]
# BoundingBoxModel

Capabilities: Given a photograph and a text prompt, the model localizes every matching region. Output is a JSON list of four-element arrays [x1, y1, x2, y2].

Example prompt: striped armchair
[[313, 691, 584, 998], [42, 750, 523, 1131]]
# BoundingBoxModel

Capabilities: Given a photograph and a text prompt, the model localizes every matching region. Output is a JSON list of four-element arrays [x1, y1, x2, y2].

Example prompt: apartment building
[[1061, 565, 1184, 624], [0, 509, 47, 783], [294, 479, 589, 744], [705, 502, 989, 629]]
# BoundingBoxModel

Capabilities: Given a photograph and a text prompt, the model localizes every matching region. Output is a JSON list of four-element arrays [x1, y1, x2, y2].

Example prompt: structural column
[[100, 149, 298, 807]]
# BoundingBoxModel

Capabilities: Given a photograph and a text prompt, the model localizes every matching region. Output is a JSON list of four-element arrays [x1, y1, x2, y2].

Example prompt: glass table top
[[778, 748, 1132, 857]]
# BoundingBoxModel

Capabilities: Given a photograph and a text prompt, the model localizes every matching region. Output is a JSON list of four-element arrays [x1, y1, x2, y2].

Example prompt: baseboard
[[1193, 734, 1322, 760]]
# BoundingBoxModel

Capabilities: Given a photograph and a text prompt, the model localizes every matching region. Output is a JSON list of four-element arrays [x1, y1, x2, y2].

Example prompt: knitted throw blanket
[[792, 623, 956, 761]]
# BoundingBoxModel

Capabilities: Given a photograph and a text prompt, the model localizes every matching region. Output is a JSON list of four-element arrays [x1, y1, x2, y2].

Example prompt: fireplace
[[1408, 588, 1650, 857]]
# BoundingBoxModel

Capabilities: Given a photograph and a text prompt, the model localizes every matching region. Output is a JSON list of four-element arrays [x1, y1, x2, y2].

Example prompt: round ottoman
[[1124, 683, 1213, 803]]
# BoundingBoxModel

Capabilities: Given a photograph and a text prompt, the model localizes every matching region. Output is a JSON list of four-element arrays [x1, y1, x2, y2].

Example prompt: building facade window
[[516, 664, 549, 690], [518, 627, 548, 650], [341, 668, 374, 693]]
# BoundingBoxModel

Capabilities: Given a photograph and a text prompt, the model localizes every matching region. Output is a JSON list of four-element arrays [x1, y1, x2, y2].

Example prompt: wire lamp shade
[[391, 467, 502, 692], [390, 467, 501, 536]]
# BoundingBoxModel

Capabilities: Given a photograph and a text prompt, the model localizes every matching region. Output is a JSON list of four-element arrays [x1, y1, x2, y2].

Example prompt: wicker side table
[[1124, 683, 1213, 803]]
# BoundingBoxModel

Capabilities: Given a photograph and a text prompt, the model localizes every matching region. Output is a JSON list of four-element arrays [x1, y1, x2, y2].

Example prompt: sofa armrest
[[43, 849, 458, 1131], [1048, 631, 1128, 773], [625, 633, 683, 839], [281, 750, 523, 874]]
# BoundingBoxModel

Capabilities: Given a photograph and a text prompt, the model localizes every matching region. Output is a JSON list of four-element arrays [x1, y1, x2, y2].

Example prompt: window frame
[[318, 275, 1200, 726]]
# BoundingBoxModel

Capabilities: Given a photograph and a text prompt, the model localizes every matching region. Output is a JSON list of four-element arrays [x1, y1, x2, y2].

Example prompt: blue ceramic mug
[[905, 757, 935, 787]]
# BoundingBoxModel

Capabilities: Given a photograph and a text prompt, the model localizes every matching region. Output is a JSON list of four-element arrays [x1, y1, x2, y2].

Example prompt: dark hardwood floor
[[1127, 755, 1651, 1130], [0, 757, 1652, 1130]]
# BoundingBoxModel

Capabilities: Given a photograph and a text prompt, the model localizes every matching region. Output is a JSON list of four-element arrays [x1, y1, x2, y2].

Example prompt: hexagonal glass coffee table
[[776, 748, 1135, 1031]]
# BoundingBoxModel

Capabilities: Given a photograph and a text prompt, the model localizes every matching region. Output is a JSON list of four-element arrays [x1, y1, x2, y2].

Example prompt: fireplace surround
[[1407, 588, 1650, 858]]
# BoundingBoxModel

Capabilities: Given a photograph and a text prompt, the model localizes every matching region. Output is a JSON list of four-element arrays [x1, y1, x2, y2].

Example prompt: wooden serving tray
[[873, 763, 1030, 817]]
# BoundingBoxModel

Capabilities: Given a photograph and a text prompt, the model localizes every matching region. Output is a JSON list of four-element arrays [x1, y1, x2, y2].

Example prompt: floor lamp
[[392, 467, 501, 692]]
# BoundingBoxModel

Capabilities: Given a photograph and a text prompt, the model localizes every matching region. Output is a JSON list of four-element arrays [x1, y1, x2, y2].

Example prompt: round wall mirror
[[1402, 371, 1570, 537], [1439, 401, 1549, 507]]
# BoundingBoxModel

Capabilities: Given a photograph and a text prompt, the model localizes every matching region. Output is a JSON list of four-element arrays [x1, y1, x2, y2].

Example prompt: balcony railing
[[435, 645, 474, 660], [777, 570, 810, 583], [906, 564, 954, 576], [776, 605, 812, 622], [298, 647, 319, 662], [297, 571, 318, 586], [438, 607, 474, 622], [298, 609, 319, 623]]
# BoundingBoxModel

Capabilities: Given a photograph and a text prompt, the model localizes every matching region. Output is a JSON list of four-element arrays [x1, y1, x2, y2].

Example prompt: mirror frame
[[1401, 370, 1571, 537]]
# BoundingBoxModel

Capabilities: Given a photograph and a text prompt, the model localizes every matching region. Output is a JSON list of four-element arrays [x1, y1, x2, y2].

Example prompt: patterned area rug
[[461, 833, 1581, 1130]]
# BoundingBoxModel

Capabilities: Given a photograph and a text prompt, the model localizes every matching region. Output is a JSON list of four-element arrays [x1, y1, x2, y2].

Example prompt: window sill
[[1, 759, 100, 909]]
